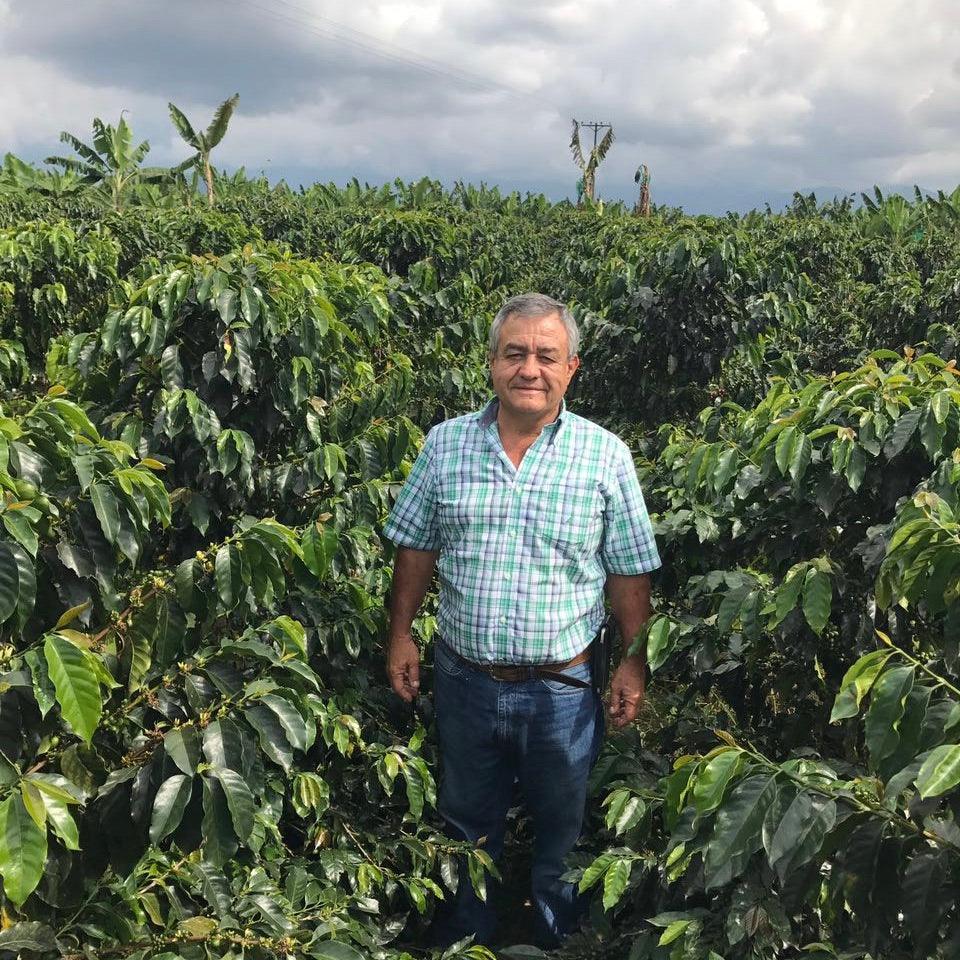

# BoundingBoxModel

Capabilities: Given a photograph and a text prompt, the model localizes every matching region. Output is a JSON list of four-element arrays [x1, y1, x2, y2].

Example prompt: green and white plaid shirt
[[383, 398, 661, 664]]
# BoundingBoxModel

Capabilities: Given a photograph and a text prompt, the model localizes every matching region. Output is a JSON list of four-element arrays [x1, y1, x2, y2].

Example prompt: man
[[383, 292, 660, 947]]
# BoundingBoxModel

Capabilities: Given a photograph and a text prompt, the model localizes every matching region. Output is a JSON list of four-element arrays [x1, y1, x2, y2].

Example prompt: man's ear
[[569, 355, 581, 374]]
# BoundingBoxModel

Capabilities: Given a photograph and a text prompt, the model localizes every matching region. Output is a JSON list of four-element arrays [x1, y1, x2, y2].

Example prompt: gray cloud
[[2, 0, 959, 213]]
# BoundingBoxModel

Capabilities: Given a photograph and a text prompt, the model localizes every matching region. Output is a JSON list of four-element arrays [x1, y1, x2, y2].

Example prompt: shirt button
[[510, 529, 517, 538], [499, 615, 507, 624]]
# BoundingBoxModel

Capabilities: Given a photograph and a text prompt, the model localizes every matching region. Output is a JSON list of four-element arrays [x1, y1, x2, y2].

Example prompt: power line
[[221, 0, 560, 113]]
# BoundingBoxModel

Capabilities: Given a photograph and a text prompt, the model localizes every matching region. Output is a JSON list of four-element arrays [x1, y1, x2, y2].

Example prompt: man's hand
[[387, 634, 421, 703], [608, 654, 645, 729]]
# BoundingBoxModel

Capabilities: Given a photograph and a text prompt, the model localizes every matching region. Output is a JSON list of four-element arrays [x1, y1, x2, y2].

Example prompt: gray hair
[[488, 293, 580, 359]]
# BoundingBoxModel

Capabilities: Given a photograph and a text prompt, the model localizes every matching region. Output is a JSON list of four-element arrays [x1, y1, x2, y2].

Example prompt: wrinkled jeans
[[429, 639, 603, 947]]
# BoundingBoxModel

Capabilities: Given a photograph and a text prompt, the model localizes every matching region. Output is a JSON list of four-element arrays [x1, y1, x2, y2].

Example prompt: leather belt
[[445, 642, 592, 689]]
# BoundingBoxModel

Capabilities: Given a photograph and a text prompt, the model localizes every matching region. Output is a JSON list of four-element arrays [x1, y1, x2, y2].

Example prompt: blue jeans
[[429, 640, 603, 947]]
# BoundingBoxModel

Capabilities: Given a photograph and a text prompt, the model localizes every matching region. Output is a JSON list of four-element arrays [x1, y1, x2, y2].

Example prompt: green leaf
[[846, 444, 867, 491], [704, 774, 779, 889], [915, 744, 960, 798], [44, 633, 102, 743], [43, 796, 80, 851], [692, 749, 743, 815], [25, 649, 55, 718], [308, 942, 366, 960], [766, 792, 836, 882], [772, 567, 806, 626], [215, 543, 241, 609], [217, 288, 237, 324], [240, 285, 260, 324], [0, 922, 59, 954], [0, 794, 47, 905], [260, 694, 309, 752], [126, 617, 152, 692], [202, 718, 244, 772], [901, 850, 948, 947], [301, 521, 338, 579], [717, 586, 750, 634], [884, 405, 922, 458], [201, 776, 238, 867], [192, 861, 235, 921], [864, 665, 915, 768], [830, 650, 893, 722], [90, 481, 120, 544], [3, 512, 38, 557], [175, 557, 198, 612], [931, 389, 951, 424], [602, 857, 632, 910], [789, 433, 812, 482], [801, 569, 832, 635], [659, 919, 691, 946], [775, 425, 798, 477], [712, 447, 739, 493], [209, 767, 255, 841], [0, 540, 20, 624], [164, 725, 202, 775], [150, 774, 193, 843], [55, 600, 91, 630], [10, 543, 34, 629], [244, 703, 294, 773], [646, 616, 677, 672]]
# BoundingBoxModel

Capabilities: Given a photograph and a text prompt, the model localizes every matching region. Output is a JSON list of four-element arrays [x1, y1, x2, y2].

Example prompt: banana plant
[[167, 94, 240, 207], [45, 115, 168, 209], [634, 163, 651, 216], [570, 119, 615, 204]]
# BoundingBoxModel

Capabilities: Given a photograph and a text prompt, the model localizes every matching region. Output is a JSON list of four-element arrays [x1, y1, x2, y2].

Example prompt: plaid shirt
[[383, 398, 661, 664]]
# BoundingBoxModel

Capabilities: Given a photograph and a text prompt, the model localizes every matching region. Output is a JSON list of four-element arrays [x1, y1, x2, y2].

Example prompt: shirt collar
[[476, 397, 568, 443]]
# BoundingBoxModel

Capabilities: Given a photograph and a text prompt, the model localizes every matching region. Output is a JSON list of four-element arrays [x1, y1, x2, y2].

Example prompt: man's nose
[[519, 354, 539, 377]]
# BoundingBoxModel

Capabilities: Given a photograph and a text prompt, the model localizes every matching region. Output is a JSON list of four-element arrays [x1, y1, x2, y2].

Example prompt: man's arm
[[605, 572, 652, 729], [386, 546, 439, 702]]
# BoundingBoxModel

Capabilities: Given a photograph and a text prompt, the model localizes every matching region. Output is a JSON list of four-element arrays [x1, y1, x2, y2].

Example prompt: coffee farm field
[[4, 152, 960, 960]]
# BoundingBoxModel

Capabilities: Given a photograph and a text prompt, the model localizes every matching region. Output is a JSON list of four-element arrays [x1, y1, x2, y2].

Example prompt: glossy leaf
[[44, 633, 101, 743]]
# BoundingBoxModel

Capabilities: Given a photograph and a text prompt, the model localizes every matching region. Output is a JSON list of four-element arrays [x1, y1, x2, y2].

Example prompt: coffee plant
[[3, 144, 960, 958]]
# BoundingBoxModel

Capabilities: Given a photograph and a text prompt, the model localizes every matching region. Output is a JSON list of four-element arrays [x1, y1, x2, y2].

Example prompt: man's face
[[489, 311, 580, 421]]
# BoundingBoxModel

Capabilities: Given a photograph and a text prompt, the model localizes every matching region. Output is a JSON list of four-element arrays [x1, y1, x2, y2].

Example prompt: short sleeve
[[383, 429, 441, 551], [600, 442, 661, 575]]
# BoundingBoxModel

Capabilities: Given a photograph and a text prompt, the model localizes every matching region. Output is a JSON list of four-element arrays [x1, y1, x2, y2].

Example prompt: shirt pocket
[[540, 502, 604, 561]]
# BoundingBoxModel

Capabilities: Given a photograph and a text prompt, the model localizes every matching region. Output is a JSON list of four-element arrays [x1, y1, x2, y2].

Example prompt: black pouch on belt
[[591, 614, 614, 697]]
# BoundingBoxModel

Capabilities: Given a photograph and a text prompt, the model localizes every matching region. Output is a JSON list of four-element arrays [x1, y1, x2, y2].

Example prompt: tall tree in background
[[168, 94, 240, 207], [634, 163, 651, 216], [45, 115, 165, 208], [570, 119, 615, 204]]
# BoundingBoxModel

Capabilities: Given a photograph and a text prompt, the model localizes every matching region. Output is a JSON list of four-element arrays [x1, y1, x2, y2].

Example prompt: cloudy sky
[[1, 0, 958, 212]]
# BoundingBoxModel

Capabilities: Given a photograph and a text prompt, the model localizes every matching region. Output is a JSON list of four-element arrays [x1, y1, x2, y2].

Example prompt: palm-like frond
[[569, 120, 585, 169], [204, 93, 240, 149], [91, 118, 115, 163], [56, 132, 107, 171], [593, 127, 615, 164], [131, 139, 152, 168], [168, 102, 200, 149], [170, 153, 201, 176], [44, 154, 102, 183]]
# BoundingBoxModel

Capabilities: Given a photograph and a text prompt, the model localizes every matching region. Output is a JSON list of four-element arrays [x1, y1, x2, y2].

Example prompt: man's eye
[[539, 356, 556, 364]]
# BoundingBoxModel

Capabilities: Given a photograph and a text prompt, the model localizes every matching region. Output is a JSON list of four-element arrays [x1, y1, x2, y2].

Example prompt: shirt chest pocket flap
[[539, 500, 603, 557]]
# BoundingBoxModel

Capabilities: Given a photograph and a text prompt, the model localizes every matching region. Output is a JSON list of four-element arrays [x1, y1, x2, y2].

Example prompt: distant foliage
[[2, 162, 960, 958]]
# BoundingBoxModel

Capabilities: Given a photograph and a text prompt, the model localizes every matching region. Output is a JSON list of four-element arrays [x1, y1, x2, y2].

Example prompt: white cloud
[[1, 0, 959, 210]]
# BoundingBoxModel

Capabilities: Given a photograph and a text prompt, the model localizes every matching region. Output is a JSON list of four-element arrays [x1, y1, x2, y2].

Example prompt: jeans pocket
[[434, 641, 466, 680], [538, 660, 592, 695]]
